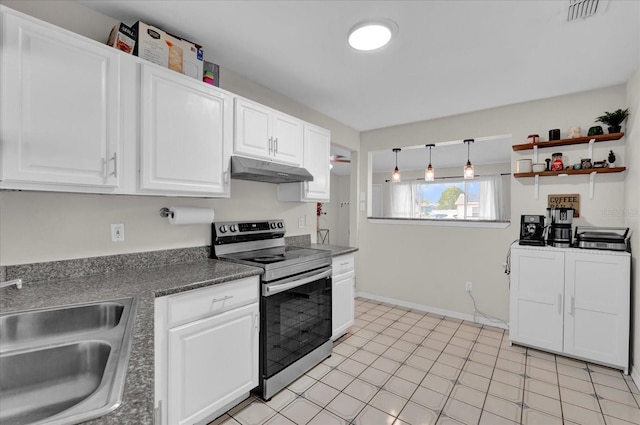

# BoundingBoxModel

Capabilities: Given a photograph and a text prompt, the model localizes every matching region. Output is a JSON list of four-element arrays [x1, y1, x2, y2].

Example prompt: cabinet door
[[276, 123, 331, 202], [1, 10, 120, 188], [332, 271, 355, 340], [272, 112, 303, 166], [564, 251, 630, 369], [167, 303, 259, 425], [509, 247, 564, 352], [302, 123, 330, 201], [140, 65, 231, 196], [233, 97, 271, 160]]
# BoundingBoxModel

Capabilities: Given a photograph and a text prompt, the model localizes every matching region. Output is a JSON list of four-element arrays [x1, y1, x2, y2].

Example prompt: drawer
[[332, 254, 354, 276], [167, 276, 259, 328]]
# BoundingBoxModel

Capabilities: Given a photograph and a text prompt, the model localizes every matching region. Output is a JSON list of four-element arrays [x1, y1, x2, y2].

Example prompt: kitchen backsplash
[[1, 234, 312, 285]]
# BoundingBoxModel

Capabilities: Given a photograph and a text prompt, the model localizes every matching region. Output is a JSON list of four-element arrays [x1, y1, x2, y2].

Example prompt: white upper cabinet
[[234, 97, 303, 166], [139, 64, 232, 196], [0, 8, 121, 191], [277, 123, 331, 202]]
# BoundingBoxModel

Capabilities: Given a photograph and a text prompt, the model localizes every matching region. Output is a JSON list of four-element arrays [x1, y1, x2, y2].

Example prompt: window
[[389, 175, 507, 220]]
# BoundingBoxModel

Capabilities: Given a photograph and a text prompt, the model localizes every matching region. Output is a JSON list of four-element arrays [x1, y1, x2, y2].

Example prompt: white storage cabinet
[[138, 64, 233, 196], [278, 123, 331, 202], [0, 7, 121, 192], [155, 276, 260, 425], [509, 245, 630, 373], [233, 97, 303, 166], [332, 253, 355, 340]]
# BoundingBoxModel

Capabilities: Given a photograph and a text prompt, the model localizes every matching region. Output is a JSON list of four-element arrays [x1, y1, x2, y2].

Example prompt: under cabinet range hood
[[230, 156, 313, 184]]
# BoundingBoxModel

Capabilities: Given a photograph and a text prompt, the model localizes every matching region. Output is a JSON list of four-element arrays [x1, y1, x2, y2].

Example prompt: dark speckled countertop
[[309, 244, 359, 257], [0, 259, 262, 424], [0, 240, 357, 424]]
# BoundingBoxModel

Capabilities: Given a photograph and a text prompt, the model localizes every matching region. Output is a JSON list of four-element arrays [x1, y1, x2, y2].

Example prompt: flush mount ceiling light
[[463, 139, 475, 180], [348, 18, 398, 51], [392, 148, 401, 183], [425, 144, 435, 182]]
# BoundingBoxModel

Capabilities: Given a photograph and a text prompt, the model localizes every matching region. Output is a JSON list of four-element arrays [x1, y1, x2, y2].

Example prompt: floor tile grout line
[[222, 298, 640, 425]]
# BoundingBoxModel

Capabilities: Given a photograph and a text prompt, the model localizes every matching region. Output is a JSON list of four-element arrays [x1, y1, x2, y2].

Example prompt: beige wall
[[625, 68, 639, 376], [0, 1, 360, 265], [358, 85, 628, 322]]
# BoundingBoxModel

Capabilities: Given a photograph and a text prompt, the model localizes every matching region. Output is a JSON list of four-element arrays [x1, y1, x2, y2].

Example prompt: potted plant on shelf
[[595, 108, 629, 134], [608, 150, 616, 168]]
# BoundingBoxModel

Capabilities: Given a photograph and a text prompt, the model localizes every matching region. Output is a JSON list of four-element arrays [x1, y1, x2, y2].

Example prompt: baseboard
[[355, 291, 509, 330], [631, 365, 640, 389]]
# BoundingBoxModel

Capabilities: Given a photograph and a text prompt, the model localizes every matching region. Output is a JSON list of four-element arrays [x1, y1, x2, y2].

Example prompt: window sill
[[367, 217, 511, 229]]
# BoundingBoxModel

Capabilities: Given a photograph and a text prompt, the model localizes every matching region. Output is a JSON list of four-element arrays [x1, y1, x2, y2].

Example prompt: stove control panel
[[212, 220, 286, 247]]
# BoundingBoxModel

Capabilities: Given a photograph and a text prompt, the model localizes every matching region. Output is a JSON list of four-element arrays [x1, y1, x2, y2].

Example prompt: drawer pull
[[211, 295, 234, 304]]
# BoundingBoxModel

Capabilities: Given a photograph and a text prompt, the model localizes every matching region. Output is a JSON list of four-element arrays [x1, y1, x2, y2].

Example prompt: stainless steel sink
[[0, 301, 124, 350], [0, 297, 137, 425]]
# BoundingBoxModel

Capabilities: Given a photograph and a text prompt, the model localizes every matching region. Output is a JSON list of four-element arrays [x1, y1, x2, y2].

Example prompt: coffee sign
[[548, 194, 580, 217]]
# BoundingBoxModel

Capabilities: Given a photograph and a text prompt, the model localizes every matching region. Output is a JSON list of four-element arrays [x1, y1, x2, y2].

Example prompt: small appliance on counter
[[547, 207, 574, 248], [575, 227, 631, 251], [519, 215, 546, 246]]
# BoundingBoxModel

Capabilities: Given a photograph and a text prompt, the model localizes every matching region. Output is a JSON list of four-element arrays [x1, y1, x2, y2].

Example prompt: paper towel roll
[[168, 207, 215, 224]]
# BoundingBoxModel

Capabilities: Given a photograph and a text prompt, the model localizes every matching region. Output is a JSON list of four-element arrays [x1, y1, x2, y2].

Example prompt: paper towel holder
[[159, 207, 174, 219]]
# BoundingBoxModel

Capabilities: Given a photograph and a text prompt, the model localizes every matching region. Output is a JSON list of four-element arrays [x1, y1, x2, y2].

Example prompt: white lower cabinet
[[509, 245, 630, 373], [332, 253, 355, 340], [155, 277, 259, 425]]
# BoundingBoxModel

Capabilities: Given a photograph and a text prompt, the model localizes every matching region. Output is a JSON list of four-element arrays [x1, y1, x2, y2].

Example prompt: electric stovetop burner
[[251, 255, 286, 263]]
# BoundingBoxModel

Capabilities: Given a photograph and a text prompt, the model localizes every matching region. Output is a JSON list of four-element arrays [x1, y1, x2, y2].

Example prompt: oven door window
[[262, 277, 331, 379]]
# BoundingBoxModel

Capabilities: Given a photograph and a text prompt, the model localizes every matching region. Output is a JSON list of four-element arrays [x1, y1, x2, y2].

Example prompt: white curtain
[[390, 181, 415, 218], [478, 175, 505, 220]]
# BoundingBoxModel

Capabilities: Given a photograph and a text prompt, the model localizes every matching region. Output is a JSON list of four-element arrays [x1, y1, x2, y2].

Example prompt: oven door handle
[[263, 268, 332, 297]]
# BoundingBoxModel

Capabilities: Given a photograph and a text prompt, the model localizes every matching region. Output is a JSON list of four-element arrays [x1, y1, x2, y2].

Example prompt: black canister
[[549, 129, 561, 140]]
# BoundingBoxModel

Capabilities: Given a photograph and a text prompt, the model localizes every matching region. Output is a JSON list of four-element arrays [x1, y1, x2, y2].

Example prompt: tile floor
[[210, 298, 640, 425]]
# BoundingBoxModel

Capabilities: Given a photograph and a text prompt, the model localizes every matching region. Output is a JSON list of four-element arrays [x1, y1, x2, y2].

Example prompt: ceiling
[[77, 0, 639, 175]]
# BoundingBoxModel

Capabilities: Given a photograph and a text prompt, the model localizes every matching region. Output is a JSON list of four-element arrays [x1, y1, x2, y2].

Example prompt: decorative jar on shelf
[[551, 153, 564, 171]]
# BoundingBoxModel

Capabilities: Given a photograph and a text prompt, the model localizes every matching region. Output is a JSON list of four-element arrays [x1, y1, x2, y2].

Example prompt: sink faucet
[[0, 279, 22, 289]]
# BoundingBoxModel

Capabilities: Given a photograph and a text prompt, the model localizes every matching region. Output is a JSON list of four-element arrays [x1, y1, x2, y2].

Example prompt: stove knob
[[218, 225, 227, 233], [229, 224, 237, 232], [270, 222, 277, 229], [276, 222, 284, 229]]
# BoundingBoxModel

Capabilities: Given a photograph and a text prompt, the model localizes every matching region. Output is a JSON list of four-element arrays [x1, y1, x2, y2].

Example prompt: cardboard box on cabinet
[[132, 21, 204, 80], [203, 61, 220, 87], [107, 22, 136, 54]]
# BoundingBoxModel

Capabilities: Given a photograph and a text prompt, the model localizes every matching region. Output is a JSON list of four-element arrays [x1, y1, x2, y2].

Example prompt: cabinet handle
[[211, 295, 233, 305], [570, 296, 575, 316], [110, 153, 117, 178], [268, 137, 273, 154], [557, 294, 562, 315], [224, 170, 229, 184], [254, 312, 259, 332], [274, 137, 278, 154]]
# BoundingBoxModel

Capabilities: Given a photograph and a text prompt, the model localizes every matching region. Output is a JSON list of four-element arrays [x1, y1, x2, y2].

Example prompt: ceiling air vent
[[567, 0, 600, 21]]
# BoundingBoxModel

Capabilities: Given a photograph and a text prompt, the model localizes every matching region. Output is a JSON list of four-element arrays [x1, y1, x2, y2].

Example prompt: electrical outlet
[[111, 224, 125, 242], [465, 281, 473, 292], [298, 216, 306, 228]]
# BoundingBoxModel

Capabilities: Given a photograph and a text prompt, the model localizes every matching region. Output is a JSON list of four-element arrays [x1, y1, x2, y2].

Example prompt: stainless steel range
[[211, 219, 332, 400]]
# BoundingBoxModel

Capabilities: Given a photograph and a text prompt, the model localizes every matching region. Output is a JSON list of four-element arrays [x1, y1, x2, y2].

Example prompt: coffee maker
[[519, 215, 546, 246], [547, 207, 574, 247]]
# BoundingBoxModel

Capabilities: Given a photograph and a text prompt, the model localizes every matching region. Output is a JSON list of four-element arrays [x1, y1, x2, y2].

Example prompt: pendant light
[[392, 148, 401, 183], [424, 144, 435, 182], [463, 139, 475, 180]]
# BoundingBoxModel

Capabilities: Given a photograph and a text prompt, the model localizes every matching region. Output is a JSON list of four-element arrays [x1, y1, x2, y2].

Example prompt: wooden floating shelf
[[514, 167, 626, 178], [512, 132, 624, 151]]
